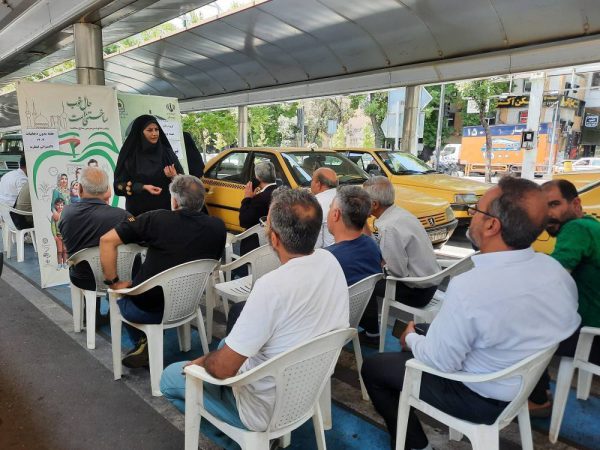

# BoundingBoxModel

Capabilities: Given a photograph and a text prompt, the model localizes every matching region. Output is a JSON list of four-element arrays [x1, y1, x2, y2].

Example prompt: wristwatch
[[103, 276, 120, 286]]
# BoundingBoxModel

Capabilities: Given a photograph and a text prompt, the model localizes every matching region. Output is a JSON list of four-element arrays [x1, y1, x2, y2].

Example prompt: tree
[[248, 104, 297, 147], [363, 125, 375, 148], [303, 97, 354, 146], [351, 93, 387, 147], [181, 110, 237, 150], [457, 80, 506, 182], [422, 85, 458, 151]]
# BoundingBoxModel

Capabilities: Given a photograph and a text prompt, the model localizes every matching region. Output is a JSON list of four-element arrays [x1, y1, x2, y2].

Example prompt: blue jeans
[[160, 361, 246, 429], [117, 296, 163, 344]]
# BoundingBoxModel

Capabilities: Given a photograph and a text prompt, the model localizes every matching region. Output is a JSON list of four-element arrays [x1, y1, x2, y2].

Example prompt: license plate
[[428, 230, 448, 242]]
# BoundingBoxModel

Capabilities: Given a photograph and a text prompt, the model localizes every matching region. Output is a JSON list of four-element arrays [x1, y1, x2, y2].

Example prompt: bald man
[[362, 177, 580, 450], [310, 167, 339, 248]]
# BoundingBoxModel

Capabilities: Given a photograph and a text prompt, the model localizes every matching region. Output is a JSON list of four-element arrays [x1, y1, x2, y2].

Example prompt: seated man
[[325, 185, 383, 285], [239, 160, 278, 255], [360, 176, 440, 345], [529, 179, 600, 413], [100, 175, 226, 368], [0, 155, 31, 229], [160, 188, 349, 432], [311, 167, 338, 248], [60, 167, 131, 293], [362, 177, 581, 450], [12, 180, 33, 230]]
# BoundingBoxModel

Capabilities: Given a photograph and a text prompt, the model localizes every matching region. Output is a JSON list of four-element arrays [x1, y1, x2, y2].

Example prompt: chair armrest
[[580, 326, 600, 337], [219, 254, 252, 273], [405, 358, 519, 384], [184, 364, 258, 387], [6, 207, 33, 216]]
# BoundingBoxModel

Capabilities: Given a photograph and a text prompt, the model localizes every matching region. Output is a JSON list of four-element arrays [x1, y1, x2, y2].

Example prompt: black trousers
[[360, 280, 437, 335], [362, 352, 507, 450], [225, 301, 246, 335], [530, 326, 600, 404], [10, 211, 33, 230]]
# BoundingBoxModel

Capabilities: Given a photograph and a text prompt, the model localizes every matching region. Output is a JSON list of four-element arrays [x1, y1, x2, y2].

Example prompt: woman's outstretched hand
[[143, 184, 162, 195], [163, 164, 178, 178]]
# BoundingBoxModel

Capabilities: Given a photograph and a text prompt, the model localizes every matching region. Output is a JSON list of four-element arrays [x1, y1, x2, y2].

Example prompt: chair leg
[[550, 357, 575, 443], [470, 428, 499, 450], [184, 376, 202, 450], [147, 327, 164, 396], [449, 428, 463, 441], [313, 406, 327, 450], [177, 323, 192, 352], [84, 291, 97, 349], [279, 433, 291, 448], [319, 378, 332, 430], [517, 405, 533, 450], [221, 295, 230, 319], [352, 335, 369, 400], [6, 231, 13, 259], [395, 390, 410, 450], [379, 299, 390, 352], [16, 231, 25, 262], [576, 368, 593, 400], [205, 287, 215, 344], [195, 309, 210, 355], [240, 433, 269, 450], [71, 285, 83, 333], [30, 231, 37, 253], [109, 294, 123, 381]]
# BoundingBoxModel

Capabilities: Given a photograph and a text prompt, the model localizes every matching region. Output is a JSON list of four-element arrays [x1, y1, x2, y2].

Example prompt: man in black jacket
[[238, 161, 277, 255]]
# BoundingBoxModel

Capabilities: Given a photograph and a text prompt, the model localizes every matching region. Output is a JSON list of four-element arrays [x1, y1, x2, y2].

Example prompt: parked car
[[202, 147, 458, 247], [334, 148, 490, 224], [571, 157, 600, 171], [553, 169, 600, 190], [0, 133, 23, 178]]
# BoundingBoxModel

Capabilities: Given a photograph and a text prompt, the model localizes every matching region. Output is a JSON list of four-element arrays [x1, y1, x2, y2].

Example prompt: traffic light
[[443, 102, 451, 117]]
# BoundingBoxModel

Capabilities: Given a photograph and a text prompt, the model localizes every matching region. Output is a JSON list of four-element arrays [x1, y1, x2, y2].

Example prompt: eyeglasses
[[467, 205, 497, 219]]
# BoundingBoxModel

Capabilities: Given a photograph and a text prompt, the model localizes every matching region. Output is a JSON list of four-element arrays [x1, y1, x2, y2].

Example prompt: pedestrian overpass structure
[[1, 0, 600, 130]]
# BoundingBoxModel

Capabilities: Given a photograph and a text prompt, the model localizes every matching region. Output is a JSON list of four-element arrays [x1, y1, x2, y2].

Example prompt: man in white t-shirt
[[0, 155, 28, 207], [161, 188, 349, 431], [311, 167, 338, 248]]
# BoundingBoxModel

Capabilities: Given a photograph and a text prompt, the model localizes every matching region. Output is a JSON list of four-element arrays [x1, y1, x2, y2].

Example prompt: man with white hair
[[100, 175, 226, 368], [59, 167, 131, 324], [239, 160, 278, 255], [360, 176, 439, 346]]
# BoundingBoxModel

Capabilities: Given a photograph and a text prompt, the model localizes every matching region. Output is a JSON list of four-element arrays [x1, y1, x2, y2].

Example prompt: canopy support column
[[73, 22, 105, 85], [238, 105, 248, 147]]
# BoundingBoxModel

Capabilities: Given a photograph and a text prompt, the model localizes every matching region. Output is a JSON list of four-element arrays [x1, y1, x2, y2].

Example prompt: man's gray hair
[[169, 174, 205, 211], [363, 176, 394, 207], [79, 167, 109, 196], [488, 176, 546, 249], [254, 161, 276, 183], [269, 187, 322, 254], [335, 186, 372, 231]]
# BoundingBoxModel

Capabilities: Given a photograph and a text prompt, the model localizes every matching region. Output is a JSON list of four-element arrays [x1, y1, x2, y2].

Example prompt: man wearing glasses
[[362, 177, 580, 450]]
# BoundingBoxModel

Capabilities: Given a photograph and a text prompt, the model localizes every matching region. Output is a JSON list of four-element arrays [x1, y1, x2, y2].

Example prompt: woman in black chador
[[114, 115, 183, 216]]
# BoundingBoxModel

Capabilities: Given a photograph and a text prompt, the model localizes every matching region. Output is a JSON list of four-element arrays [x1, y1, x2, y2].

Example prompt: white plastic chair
[[396, 345, 558, 450], [379, 254, 475, 352], [0, 204, 36, 262], [224, 223, 267, 266], [348, 273, 383, 400], [549, 326, 600, 443], [213, 244, 280, 319], [67, 244, 146, 349], [184, 328, 356, 450], [109, 259, 219, 396]]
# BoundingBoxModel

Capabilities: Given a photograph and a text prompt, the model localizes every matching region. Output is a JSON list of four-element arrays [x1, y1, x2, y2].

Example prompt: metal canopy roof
[[1, 0, 600, 130]]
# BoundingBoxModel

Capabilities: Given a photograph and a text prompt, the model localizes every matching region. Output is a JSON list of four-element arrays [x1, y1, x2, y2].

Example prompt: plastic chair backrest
[[161, 259, 219, 324], [247, 244, 280, 284], [348, 273, 383, 328], [0, 204, 17, 231], [67, 244, 146, 292], [495, 345, 558, 427], [264, 328, 355, 432], [232, 223, 267, 246], [395, 252, 475, 287]]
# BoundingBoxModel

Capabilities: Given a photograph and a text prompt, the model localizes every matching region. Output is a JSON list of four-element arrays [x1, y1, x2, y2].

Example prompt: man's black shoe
[[122, 338, 149, 368], [358, 330, 380, 349]]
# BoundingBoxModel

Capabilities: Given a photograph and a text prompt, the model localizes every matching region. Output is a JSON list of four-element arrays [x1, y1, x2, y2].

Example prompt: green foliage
[[331, 124, 346, 147], [457, 80, 507, 122], [304, 98, 353, 146], [363, 125, 375, 148], [249, 104, 297, 147], [422, 85, 456, 149], [182, 110, 237, 150], [350, 93, 388, 147]]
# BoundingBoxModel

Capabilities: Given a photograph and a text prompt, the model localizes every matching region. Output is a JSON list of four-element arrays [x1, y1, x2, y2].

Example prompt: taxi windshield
[[376, 151, 436, 175], [282, 151, 368, 187]]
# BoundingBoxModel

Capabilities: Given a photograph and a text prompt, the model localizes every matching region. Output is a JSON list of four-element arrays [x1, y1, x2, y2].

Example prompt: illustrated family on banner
[[16, 81, 186, 288]]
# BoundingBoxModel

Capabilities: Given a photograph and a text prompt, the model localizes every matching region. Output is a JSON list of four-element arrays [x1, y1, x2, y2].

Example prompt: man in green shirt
[[529, 179, 600, 413]]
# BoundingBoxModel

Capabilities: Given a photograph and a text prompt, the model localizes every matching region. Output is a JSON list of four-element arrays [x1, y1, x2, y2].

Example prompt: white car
[[571, 157, 600, 171]]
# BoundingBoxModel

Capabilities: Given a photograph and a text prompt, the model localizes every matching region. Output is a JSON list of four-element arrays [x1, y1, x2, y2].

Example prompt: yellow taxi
[[533, 179, 600, 254], [553, 170, 600, 190], [334, 148, 490, 223], [202, 147, 458, 247]]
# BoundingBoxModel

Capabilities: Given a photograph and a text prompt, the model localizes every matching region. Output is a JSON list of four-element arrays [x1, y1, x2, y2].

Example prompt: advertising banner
[[16, 81, 122, 287], [116, 92, 188, 173]]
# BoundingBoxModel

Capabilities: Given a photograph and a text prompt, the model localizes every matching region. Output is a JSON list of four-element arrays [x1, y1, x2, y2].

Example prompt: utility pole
[[434, 83, 446, 170]]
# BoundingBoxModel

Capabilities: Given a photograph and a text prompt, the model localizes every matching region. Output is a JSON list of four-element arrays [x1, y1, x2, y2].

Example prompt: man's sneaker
[[358, 330, 380, 349], [122, 338, 149, 368]]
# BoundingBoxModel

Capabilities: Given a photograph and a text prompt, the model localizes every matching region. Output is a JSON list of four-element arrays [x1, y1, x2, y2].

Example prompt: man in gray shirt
[[59, 167, 131, 291], [360, 176, 440, 344]]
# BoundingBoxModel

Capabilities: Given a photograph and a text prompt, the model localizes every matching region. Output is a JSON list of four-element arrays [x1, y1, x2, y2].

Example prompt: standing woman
[[114, 115, 183, 216]]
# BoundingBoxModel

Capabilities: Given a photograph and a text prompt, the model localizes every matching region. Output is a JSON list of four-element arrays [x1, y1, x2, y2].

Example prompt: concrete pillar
[[401, 86, 421, 155], [522, 74, 545, 180], [73, 23, 105, 85], [238, 105, 248, 147]]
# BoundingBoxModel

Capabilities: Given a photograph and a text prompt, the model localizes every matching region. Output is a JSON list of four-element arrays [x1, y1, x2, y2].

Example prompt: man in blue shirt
[[325, 185, 383, 286]]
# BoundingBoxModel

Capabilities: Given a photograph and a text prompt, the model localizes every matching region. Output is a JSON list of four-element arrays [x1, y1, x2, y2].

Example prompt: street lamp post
[[546, 99, 560, 176]]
